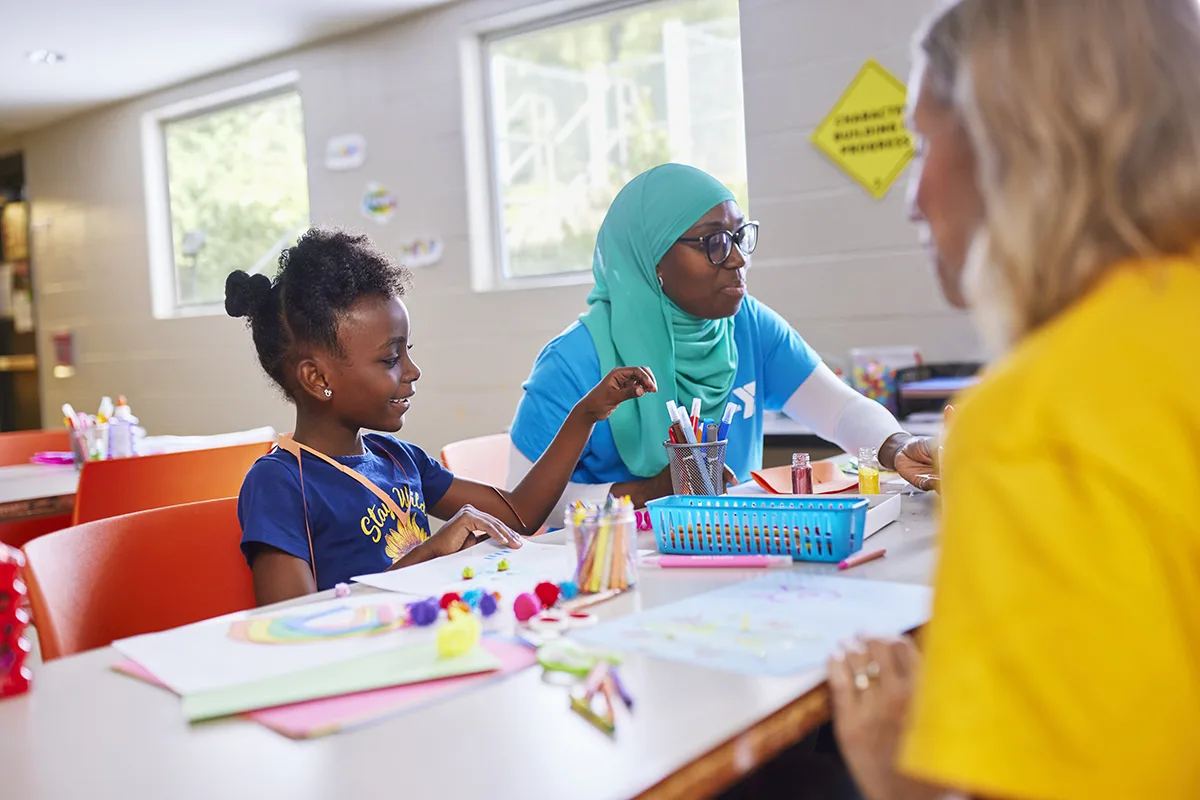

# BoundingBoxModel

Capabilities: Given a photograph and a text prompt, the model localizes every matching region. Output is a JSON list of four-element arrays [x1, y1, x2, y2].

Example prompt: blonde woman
[[827, 1, 1200, 799]]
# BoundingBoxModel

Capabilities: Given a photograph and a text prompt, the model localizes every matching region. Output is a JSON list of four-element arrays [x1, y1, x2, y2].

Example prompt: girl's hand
[[427, 504, 523, 558], [577, 367, 657, 423], [828, 636, 926, 800]]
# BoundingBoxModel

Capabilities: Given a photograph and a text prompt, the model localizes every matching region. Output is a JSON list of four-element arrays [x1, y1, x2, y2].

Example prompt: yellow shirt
[[899, 258, 1200, 799]]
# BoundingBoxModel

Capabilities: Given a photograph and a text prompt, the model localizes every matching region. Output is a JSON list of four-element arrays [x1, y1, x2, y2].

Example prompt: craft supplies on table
[[567, 497, 638, 594], [573, 572, 930, 678], [646, 495, 869, 562], [857, 446, 881, 494], [791, 453, 813, 494], [750, 460, 858, 495], [112, 592, 502, 722], [839, 548, 886, 570], [113, 635, 537, 739], [850, 346, 921, 413], [352, 540, 570, 601], [644, 554, 792, 569]]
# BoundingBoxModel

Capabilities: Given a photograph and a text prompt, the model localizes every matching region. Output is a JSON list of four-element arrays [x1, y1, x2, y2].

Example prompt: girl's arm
[[430, 367, 655, 534], [248, 545, 317, 606]]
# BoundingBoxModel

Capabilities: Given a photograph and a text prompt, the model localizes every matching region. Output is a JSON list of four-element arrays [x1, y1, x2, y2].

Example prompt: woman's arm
[[430, 367, 655, 533], [783, 363, 906, 458]]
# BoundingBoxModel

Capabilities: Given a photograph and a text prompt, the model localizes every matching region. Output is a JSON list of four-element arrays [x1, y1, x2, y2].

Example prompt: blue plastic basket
[[646, 495, 869, 562]]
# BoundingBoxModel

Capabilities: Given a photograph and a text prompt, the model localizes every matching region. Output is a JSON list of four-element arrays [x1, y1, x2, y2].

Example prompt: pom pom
[[437, 614, 481, 659], [558, 580, 579, 601], [497, 559, 510, 572], [333, 582, 351, 598], [408, 598, 439, 626], [439, 592, 462, 610], [535, 581, 561, 609], [447, 600, 472, 620], [462, 566, 475, 580], [513, 592, 540, 622], [224, 271, 272, 319], [462, 588, 485, 608], [479, 592, 499, 617]]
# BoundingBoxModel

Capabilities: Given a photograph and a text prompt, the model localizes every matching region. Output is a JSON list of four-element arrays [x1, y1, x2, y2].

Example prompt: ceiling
[[0, 0, 455, 134]]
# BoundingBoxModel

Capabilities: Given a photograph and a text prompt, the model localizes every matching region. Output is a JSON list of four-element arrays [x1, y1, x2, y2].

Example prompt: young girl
[[226, 228, 655, 606]]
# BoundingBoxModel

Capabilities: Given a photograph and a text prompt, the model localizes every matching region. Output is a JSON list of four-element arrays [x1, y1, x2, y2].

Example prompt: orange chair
[[0, 429, 71, 467], [22, 497, 256, 661], [439, 433, 511, 487], [72, 441, 271, 526], [0, 429, 74, 549]]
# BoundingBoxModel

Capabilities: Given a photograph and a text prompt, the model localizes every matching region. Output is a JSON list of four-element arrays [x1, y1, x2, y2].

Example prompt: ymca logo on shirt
[[730, 381, 756, 419], [359, 484, 429, 563]]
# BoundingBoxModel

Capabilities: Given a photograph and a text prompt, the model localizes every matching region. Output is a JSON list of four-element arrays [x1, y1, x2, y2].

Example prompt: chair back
[[0, 429, 71, 467], [439, 433, 511, 487], [23, 497, 256, 661], [73, 441, 270, 525]]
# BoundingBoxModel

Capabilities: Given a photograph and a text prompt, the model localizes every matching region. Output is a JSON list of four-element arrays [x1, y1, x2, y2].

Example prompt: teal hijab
[[580, 164, 739, 478]]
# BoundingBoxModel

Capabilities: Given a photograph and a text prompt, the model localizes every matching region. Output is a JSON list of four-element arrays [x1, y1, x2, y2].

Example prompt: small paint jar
[[858, 447, 881, 494], [791, 453, 813, 494]]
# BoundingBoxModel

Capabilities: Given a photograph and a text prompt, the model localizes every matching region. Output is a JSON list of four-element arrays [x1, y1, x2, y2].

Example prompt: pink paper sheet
[[114, 637, 537, 739]]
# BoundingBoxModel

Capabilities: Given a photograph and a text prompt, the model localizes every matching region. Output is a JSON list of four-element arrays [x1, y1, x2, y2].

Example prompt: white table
[[0, 492, 938, 800], [0, 464, 78, 521]]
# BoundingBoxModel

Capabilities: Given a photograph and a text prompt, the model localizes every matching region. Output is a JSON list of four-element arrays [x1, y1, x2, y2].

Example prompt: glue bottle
[[791, 453, 813, 494], [108, 396, 139, 459], [857, 447, 880, 494]]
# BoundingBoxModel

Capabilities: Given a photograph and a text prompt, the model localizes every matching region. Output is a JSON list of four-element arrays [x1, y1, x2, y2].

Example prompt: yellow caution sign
[[811, 60, 915, 200]]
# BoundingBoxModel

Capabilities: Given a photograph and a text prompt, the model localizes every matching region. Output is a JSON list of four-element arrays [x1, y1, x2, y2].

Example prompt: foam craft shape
[[113, 638, 537, 739], [180, 641, 500, 722], [750, 463, 859, 495]]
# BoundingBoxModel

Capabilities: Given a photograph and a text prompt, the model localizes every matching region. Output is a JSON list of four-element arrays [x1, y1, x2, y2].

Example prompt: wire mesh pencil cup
[[663, 440, 727, 496]]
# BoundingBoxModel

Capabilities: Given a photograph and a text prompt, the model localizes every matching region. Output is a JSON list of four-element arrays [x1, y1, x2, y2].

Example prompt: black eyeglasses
[[677, 221, 759, 266]]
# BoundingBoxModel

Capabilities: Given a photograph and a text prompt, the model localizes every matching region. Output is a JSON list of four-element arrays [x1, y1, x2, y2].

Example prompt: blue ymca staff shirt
[[238, 433, 454, 590], [510, 295, 822, 485]]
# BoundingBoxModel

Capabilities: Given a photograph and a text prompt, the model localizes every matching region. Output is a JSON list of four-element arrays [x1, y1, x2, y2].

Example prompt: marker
[[690, 398, 702, 432], [838, 548, 886, 571], [705, 421, 718, 444], [666, 400, 680, 421], [646, 555, 792, 569], [716, 402, 737, 442]]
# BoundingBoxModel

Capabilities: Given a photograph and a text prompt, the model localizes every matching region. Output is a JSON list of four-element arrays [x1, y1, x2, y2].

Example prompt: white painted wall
[[19, 0, 976, 455]]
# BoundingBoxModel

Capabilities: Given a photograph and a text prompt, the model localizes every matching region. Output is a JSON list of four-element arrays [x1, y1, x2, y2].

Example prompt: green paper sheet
[[181, 643, 501, 723]]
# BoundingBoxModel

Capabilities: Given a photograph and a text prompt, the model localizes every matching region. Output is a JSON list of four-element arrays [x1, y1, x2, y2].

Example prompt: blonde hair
[[916, 0, 1200, 350]]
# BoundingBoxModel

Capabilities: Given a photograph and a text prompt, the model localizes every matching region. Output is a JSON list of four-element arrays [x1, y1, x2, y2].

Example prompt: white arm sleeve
[[782, 363, 905, 455], [506, 444, 614, 530]]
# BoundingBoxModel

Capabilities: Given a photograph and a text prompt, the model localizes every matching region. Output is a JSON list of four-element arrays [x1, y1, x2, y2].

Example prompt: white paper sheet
[[575, 573, 931, 677], [353, 540, 573, 599], [113, 593, 437, 696]]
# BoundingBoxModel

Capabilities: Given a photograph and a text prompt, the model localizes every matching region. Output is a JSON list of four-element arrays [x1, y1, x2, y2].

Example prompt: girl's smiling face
[[304, 295, 421, 433]]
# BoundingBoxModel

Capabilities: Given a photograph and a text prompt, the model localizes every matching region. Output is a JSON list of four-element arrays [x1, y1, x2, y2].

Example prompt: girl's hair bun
[[224, 271, 272, 319]]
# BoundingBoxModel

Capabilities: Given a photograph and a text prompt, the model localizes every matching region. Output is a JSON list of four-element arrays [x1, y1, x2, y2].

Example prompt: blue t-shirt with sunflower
[[238, 434, 454, 590]]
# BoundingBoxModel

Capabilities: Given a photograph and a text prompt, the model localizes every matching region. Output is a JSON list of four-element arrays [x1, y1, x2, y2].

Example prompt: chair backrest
[[439, 433, 511, 487], [72, 441, 271, 526], [0, 429, 71, 467], [22, 497, 256, 661]]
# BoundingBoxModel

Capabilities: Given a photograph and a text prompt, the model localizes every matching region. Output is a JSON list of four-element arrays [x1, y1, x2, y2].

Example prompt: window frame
[[463, 0, 741, 292], [141, 71, 305, 319]]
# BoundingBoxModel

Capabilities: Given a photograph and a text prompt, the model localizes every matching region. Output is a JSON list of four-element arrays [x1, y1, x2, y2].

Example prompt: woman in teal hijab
[[509, 164, 931, 514]]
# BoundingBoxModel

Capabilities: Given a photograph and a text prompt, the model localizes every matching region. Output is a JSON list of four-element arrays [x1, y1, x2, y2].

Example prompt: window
[[482, 0, 748, 283], [143, 73, 310, 316]]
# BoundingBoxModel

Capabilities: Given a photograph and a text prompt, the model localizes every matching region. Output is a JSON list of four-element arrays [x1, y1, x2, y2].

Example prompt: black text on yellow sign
[[811, 60, 915, 200]]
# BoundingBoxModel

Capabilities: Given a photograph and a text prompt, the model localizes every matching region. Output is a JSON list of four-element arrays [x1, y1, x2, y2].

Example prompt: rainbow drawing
[[228, 604, 409, 645]]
